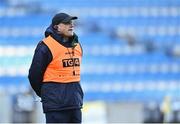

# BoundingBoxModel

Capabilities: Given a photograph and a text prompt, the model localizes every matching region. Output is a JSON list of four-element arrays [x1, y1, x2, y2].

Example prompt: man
[[28, 12, 83, 123]]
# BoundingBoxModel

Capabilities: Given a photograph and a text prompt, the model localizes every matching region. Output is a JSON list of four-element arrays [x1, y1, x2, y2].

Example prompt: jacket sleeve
[[28, 41, 52, 97]]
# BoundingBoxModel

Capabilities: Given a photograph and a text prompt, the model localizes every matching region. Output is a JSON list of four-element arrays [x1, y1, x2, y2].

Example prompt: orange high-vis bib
[[42, 35, 82, 83]]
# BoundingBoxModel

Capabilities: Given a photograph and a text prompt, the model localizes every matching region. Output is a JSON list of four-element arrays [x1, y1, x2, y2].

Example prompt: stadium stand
[[0, 0, 180, 103]]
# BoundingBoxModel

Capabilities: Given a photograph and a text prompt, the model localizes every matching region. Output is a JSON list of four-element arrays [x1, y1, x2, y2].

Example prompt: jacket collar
[[44, 25, 79, 48]]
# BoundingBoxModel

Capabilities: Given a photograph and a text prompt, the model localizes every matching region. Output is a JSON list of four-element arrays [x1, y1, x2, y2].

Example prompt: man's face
[[55, 20, 74, 37]]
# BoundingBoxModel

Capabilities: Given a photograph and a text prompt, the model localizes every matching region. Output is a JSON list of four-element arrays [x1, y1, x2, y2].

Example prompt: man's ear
[[53, 25, 58, 30]]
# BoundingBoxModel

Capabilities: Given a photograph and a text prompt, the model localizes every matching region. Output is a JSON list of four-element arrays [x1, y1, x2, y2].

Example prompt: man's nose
[[70, 23, 74, 27]]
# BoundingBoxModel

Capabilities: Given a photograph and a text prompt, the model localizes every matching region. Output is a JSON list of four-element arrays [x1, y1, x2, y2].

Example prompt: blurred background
[[0, 0, 180, 123]]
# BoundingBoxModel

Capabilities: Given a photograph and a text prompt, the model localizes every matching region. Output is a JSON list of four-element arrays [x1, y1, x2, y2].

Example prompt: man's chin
[[67, 33, 73, 37]]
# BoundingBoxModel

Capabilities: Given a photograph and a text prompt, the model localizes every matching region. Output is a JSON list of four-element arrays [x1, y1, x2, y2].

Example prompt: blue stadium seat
[[0, 14, 51, 27], [0, 36, 42, 45]]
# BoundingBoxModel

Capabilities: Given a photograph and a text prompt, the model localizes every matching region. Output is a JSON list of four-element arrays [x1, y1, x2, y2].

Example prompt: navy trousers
[[45, 109, 82, 123]]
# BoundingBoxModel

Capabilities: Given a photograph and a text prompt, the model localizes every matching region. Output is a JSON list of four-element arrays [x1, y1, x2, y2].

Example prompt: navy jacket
[[28, 25, 83, 113]]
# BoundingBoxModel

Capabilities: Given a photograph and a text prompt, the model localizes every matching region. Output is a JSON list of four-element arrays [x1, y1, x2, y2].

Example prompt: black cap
[[52, 13, 78, 26]]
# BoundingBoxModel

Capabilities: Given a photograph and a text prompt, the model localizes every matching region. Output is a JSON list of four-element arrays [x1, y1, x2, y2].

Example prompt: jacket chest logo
[[62, 58, 80, 67]]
